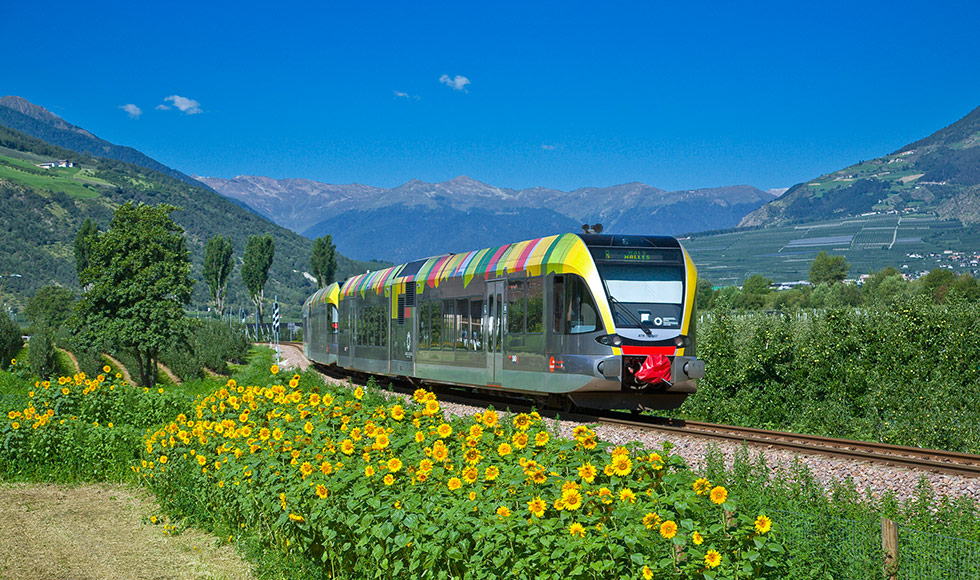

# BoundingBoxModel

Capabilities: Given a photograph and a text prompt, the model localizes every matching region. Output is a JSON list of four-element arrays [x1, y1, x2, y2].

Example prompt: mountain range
[[198, 175, 777, 262], [741, 104, 980, 227]]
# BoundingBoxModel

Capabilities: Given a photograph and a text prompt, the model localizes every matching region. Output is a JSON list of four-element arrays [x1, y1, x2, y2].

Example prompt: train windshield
[[596, 263, 685, 330]]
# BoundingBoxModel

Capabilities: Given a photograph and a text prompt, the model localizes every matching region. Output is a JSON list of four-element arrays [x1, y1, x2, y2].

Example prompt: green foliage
[[683, 299, 980, 452], [27, 331, 57, 378], [203, 235, 234, 317], [73, 218, 99, 280], [741, 274, 772, 295], [695, 278, 715, 311], [25, 285, 75, 331], [0, 314, 22, 367], [242, 235, 274, 323], [74, 202, 194, 388], [159, 320, 250, 380], [808, 251, 849, 286], [311, 235, 338, 289]]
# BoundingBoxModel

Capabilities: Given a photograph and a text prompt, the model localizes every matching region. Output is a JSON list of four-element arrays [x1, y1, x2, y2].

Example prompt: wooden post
[[882, 517, 898, 580]]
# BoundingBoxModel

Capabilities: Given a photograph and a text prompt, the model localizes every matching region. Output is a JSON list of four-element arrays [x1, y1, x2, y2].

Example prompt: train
[[302, 232, 704, 410]]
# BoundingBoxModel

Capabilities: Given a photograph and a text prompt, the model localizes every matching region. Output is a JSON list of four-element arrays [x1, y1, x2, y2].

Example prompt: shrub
[[27, 331, 57, 379], [0, 315, 22, 369]]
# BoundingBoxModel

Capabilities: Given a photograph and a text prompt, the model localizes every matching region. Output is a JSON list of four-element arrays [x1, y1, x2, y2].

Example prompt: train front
[[578, 234, 705, 409]]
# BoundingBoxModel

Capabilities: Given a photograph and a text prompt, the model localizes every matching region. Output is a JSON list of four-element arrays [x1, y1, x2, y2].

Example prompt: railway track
[[277, 343, 980, 479]]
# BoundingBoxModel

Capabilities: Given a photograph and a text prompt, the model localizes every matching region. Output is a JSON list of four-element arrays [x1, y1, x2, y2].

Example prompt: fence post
[[882, 517, 898, 580]]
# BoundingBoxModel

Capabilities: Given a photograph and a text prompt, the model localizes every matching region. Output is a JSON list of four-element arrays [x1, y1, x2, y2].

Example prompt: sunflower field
[[138, 367, 787, 580]]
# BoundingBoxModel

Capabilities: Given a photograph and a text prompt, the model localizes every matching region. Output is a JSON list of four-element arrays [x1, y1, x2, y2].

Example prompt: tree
[[0, 313, 22, 367], [808, 251, 850, 285], [241, 235, 274, 324], [741, 274, 773, 295], [203, 235, 234, 317], [311, 235, 338, 289], [73, 218, 99, 281], [74, 203, 194, 388], [695, 278, 715, 310], [26, 286, 75, 331]]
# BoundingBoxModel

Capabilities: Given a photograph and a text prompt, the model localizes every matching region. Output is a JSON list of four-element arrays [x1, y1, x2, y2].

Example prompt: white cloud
[[394, 90, 420, 100], [161, 95, 203, 115], [541, 144, 557, 151], [439, 74, 470, 92], [119, 104, 142, 119]]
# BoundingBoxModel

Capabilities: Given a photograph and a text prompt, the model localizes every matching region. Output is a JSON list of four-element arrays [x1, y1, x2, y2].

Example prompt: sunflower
[[534, 431, 550, 446], [432, 443, 449, 462], [561, 489, 583, 510], [497, 442, 513, 456], [692, 531, 704, 545], [288, 513, 304, 522], [270, 365, 280, 375], [659, 520, 677, 539], [642, 565, 653, 580], [304, 421, 314, 434], [424, 400, 440, 415], [374, 433, 390, 450], [709, 486, 728, 505], [619, 488, 636, 503], [611, 455, 632, 477], [300, 462, 314, 477], [577, 462, 597, 483], [512, 432, 529, 449], [755, 515, 772, 534], [496, 506, 511, 518], [437, 423, 453, 438], [364, 465, 375, 477], [527, 497, 547, 517], [447, 477, 462, 491], [484, 465, 500, 481], [643, 512, 662, 530], [462, 467, 479, 484], [316, 484, 328, 499], [483, 409, 499, 427], [693, 477, 711, 495], [568, 522, 586, 538], [353, 387, 364, 400], [418, 458, 434, 473], [340, 440, 355, 455], [704, 550, 721, 568], [463, 447, 482, 464], [383, 474, 395, 486], [387, 457, 403, 472], [513, 413, 532, 431], [320, 462, 333, 475], [390, 405, 405, 421]]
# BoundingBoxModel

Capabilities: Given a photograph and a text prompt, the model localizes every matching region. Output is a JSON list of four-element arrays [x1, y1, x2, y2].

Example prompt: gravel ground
[[273, 344, 980, 504]]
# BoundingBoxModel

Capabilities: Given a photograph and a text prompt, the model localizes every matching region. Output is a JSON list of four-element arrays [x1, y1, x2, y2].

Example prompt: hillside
[[0, 126, 384, 319], [199, 175, 775, 262], [741, 104, 980, 227]]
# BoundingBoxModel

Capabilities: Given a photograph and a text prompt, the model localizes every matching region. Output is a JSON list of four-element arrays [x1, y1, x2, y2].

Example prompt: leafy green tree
[[26, 285, 75, 331], [241, 235, 274, 324], [28, 330, 57, 378], [311, 235, 338, 289], [808, 251, 850, 285], [741, 274, 773, 295], [74, 203, 194, 388], [917, 268, 956, 303], [73, 218, 99, 280], [695, 278, 715, 310], [203, 235, 234, 317]]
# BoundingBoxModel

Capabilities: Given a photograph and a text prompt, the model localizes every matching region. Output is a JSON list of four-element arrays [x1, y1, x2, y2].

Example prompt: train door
[[486, 279, 505, 386]]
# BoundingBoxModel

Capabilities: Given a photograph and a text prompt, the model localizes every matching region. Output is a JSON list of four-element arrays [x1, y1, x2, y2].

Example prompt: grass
[[0, 155, 102, 199]]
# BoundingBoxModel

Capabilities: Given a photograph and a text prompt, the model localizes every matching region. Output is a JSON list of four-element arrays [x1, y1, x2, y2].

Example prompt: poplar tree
[[241, 235, 274, 324], [311, 235, 338, 289], [203, 235, 234, 317]]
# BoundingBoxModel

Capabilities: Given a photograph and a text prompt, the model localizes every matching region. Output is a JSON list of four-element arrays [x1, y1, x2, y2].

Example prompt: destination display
[[590, 247, 682, 263]]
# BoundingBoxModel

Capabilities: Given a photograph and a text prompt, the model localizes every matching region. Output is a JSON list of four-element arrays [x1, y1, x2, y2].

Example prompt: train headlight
[[596, 334, 623, 346], [673, 335, 691, 348]]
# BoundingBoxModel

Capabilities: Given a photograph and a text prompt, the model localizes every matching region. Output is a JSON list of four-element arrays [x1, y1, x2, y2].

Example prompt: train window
[[526, 277, 543, 333], [442, 300, 456, 350], [456, 298, 468, 349], [329, 305, 338, 334], [430, 300, 443, 349], [470, 298, 483, 350], [566, 275, 598, 334], [419, 300, 431, 349], [552, 276, 564, 333], [507, 280, 525, 334]]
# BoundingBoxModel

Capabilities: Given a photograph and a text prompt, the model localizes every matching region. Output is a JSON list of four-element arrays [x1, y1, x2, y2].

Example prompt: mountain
[[0, 124, 385, 319], [0, 95, 207, 190], [740, 104, 980, 227], [199, 175, 775, 262]]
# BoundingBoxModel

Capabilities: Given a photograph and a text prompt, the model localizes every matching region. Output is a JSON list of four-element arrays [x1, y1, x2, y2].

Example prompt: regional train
[[302, 233, 704, 410]]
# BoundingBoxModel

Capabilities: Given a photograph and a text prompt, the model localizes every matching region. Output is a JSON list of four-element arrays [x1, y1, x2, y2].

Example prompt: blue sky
[[3, 0, 979, 191]]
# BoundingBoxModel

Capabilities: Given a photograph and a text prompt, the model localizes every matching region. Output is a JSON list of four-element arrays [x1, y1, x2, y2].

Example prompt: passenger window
[[430, 300, 443, 349], [565, 275, 598, 334], [419, 300, 430, 349], [442, 300, 456, 350], [526, 277, 543, 333], [507, 280, 525, 334], [470, 298, 483, 350], [456, 298, 469, 349]]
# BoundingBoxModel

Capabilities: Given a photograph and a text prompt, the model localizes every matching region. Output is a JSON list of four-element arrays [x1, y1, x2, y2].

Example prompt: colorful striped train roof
[[340, 233, 590, 298]]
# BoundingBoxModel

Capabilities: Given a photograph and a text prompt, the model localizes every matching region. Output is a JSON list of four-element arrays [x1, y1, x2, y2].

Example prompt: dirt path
[[0, 482, 254, 580], [157, 362, 181, 384], [58, 348, 80, 372], [103, 354, 134, 385]]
